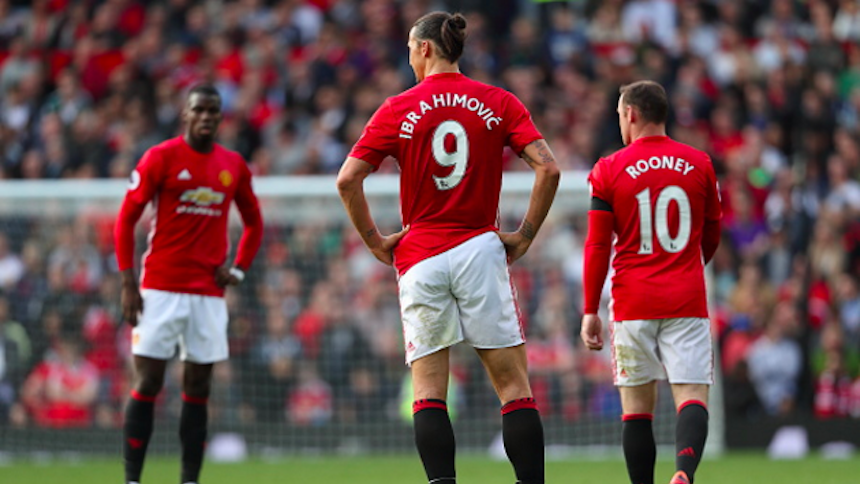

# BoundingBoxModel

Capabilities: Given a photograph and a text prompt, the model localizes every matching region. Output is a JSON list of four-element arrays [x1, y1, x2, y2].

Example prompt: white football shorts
[[610, 317, 713, 386], [398, 231, 525, 365], [132, 289, 229, 364]]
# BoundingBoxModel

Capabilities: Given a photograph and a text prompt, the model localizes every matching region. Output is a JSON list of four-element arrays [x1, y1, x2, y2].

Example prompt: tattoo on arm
[[535, 140, 555, 164], [521, 152, 535, 166], [519, 220, 536, 240], [364, 228, 377, 239], [522, 140, 556, 166]]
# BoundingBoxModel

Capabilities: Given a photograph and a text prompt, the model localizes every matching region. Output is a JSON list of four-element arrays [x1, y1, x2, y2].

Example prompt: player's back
[[384, 72, 541, 274], [590, 136, 721, 320], [391, 73, 513, 228]]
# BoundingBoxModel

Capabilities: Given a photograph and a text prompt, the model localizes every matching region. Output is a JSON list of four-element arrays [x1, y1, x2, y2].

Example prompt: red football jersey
[[115, 137, 263, 297], [25, 359, 99, 428], [588, 136, 721, 320], [348, 72, 543, 274]]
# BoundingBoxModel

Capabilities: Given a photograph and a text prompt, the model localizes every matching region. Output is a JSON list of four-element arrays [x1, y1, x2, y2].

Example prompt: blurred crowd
[[0, 0, 860, 431]]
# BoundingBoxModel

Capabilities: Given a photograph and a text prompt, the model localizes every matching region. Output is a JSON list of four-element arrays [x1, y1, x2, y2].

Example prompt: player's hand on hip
[[121, 283, 143, 327], [215, 266, 242, 287], [580, 313, 604, 351], [497, 231, 531, 264], [369, 225, 409, 266]]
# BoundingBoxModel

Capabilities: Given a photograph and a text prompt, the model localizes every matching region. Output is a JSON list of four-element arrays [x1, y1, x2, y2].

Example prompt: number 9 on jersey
[[432, 120, 469, 190]]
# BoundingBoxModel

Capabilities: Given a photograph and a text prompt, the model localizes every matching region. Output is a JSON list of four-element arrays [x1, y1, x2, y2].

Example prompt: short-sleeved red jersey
[[348, 72, 543, 275], [115, 137, 263, 297], [588, 136, 721, 320]]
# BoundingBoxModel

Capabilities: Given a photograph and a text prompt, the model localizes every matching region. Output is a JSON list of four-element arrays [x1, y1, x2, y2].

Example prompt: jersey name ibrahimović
[[589, 136, 722, 321], [397, 92, 504, 140], [349, 72, 543, 275]]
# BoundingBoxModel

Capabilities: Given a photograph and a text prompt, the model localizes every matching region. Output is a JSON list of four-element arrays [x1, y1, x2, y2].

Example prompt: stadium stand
[[0, 0, 859, 451]]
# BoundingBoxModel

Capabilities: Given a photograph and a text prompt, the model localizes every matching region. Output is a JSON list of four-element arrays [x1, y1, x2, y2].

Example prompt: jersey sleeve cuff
[[512, 134, 542, 157], [346, 147, 385, 169]]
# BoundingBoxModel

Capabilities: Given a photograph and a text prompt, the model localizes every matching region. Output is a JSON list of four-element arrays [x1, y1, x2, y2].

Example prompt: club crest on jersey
[[180, 187, 224, 206], [219, 170, 233, 187]]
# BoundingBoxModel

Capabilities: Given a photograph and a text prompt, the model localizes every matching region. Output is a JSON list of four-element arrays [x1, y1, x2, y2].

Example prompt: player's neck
[[631, 125, 667, 142], [183, 134, 215, 154], [423, 61, 460, 79]]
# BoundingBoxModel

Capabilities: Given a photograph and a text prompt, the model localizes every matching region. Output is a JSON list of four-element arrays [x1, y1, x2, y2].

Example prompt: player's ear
[[421, 39, 432, 58], [626, 104, 636, 124]]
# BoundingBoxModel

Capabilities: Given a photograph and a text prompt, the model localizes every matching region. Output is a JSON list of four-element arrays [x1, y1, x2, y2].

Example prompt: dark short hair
[[413, 11, 467, 63], [188, 84, 221, 101], [619, 80, 669, 125]]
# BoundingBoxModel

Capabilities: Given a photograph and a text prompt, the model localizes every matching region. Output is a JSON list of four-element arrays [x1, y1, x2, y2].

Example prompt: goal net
[[0, 173, 723, 458]]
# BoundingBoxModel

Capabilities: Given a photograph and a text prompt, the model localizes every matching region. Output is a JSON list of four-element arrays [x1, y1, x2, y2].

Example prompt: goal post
[[0, 172, 723, 457]]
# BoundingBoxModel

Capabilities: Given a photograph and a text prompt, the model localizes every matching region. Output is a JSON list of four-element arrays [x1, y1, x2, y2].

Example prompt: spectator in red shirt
[[20, 333, 99, 428]]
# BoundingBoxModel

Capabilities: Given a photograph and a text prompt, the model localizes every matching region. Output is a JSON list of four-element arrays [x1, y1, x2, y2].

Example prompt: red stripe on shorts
[[609, 320, 618, 386], [507, 266, 526, 341]]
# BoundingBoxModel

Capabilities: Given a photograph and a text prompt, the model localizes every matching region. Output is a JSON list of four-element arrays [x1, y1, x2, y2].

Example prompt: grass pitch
[[2, 452, 856, 483]]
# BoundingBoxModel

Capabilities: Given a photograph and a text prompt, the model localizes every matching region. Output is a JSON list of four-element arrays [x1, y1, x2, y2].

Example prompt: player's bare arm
[[521, 139, 556, 167], [497, 139, 560, 263], [120, 268, 143, 327], [337, 156, 409, 266], [116, 186, 150, 328]]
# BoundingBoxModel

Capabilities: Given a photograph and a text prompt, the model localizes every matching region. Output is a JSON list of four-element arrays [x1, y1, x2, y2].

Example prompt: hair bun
[[448, 13, 467, 31]]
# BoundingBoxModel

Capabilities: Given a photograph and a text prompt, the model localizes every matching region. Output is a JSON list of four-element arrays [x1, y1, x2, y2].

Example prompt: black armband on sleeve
[[590, 196, 612, 212]]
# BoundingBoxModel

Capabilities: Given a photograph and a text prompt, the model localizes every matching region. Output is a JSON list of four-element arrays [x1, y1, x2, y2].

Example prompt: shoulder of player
[[667, 137, 714, 169], [146, 136, 179, 154], [664, 136, 706, 156], [473, 80, 520, 106], [143, 136, 187, 160], [371, 93, 405, 118], [605, 138, 711, 167], [213, 142, 242, 159], [213, 144, 250, 170], [137, 137, 178, 168], [598, 144, 638, 169], [462, 76, 506, 94]]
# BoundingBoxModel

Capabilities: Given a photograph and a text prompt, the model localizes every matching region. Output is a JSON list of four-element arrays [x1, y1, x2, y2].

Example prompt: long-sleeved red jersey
[[583, 135, 722, 320], [114, 136, 263, 297]]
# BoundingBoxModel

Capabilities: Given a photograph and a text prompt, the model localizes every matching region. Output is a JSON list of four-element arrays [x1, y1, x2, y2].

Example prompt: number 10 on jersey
[[635, 186, 691, 254]]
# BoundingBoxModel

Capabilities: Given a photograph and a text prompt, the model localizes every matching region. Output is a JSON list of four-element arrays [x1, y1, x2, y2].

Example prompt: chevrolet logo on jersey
[[180, 187, 225, 206]]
